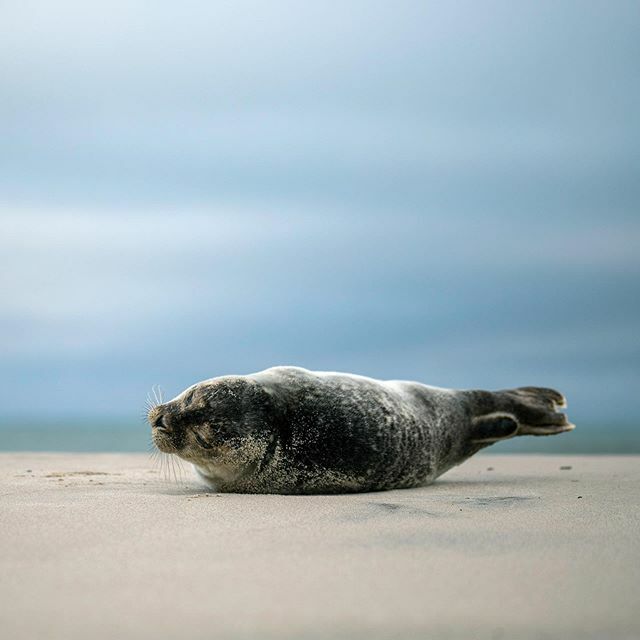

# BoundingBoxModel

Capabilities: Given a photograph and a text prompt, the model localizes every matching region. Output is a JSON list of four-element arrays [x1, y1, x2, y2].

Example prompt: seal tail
[[469, 386, 574, 444]]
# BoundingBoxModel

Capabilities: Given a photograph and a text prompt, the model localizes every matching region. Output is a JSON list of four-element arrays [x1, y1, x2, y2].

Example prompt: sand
[[0, 453, 638, 640]]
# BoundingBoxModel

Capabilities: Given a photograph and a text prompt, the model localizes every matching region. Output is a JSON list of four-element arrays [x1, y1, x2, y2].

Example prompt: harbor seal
[[148, 366, 574, 494]]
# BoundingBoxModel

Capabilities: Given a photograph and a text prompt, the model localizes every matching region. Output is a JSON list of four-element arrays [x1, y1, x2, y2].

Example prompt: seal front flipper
[[471, 414, 519, 443], [469, 386, 574, 444]]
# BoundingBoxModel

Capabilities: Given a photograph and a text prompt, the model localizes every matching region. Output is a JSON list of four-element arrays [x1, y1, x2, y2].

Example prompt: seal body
[[148, 366, 573, 494]]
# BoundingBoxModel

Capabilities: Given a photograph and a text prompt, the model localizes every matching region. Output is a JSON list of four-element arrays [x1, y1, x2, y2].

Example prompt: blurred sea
[[1, 420, 637, 454]]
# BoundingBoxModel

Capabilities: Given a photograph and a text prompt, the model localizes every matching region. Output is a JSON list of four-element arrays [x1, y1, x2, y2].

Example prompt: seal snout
[[149, 407, 181, 452], [152, 414, 168, 431]]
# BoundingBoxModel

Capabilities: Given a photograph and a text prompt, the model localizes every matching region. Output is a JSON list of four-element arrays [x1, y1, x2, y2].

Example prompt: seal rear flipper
[[470, 386, 575, 444]]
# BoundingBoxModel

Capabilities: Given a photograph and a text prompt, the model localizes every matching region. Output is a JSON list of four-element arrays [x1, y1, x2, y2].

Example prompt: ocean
[[0, 420, 637, 454]]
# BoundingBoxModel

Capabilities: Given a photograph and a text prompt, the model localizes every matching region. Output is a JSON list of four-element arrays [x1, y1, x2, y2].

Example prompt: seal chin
[[194, 458, 257, 489], [152, 429, 179, 453]]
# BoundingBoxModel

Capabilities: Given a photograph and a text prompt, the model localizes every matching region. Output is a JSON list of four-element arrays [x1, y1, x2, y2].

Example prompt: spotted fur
[[148, 366, 573, 494]]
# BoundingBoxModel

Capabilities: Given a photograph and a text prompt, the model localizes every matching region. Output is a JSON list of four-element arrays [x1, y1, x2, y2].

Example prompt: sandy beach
[[1, 453, 638, 640]]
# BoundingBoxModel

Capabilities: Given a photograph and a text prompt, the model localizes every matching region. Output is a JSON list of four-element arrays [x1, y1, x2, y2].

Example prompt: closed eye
[[194, 432, 213, 449]]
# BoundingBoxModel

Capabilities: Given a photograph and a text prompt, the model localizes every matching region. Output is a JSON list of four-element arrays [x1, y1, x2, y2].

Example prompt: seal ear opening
[[471, 414, 519, 443]]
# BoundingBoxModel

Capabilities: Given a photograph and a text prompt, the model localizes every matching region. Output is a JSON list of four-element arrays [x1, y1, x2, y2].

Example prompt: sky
[[1, 1, 639, 440]]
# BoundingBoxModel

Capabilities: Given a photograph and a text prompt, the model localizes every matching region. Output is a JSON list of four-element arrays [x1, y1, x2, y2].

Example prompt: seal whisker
[[148, 440, 170, 483], [159, 452, 166, 481], [163, 453, 173, 483], [148, 449, 159, 476], [145, 391, 160, 415], [173, 456, 186, 484], [148, 433, 185, 485]]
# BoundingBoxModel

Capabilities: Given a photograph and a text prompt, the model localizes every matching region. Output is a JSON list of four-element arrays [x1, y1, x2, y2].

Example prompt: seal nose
[[153, 414, 169, 431]]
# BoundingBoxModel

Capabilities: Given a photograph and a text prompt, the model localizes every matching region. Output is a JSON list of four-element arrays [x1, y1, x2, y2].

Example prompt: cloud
[[0, 1, 638, 423], [1, 1, 638, 209], [1, 206, 638, 379]]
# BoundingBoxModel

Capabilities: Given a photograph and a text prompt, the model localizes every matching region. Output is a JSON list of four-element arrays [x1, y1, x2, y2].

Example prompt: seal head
[[148, 376, 276, 487]]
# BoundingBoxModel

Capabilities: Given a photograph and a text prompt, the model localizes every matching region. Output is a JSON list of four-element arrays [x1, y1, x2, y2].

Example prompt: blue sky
[[1, 1, 639, 431]]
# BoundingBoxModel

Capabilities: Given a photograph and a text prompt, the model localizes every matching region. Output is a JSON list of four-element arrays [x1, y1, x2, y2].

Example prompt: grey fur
[[148, 366, 574, 494]]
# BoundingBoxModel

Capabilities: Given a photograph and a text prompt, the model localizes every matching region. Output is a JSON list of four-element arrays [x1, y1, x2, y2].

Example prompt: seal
[[148, 366, 574, 494]]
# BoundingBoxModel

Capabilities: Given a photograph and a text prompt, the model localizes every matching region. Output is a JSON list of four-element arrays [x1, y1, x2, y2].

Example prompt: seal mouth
[[152, 428, 178, 453], [150, 412, 181, 453]]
